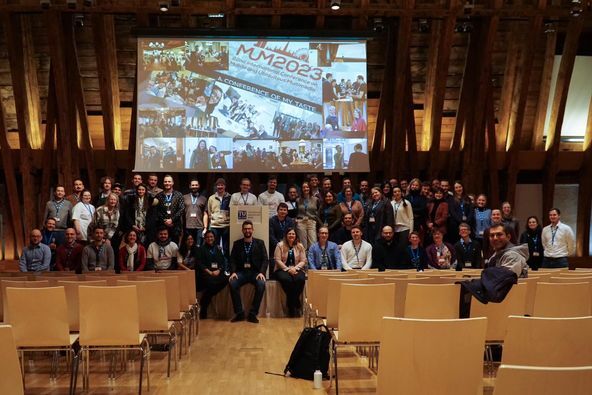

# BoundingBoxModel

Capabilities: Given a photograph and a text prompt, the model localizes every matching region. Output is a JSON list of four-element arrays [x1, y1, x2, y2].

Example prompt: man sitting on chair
[[229, 220, 268, 323]]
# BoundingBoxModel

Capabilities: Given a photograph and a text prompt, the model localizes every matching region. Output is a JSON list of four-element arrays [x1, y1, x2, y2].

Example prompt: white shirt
[[340, 239, 373, 270], [147, 241, 179, 270], [72, 202, 95, 241], [258, 190, 285, 218], [391, 199, 414, 232], [541, 221, 576, 258], [230, 192, 259, 206]]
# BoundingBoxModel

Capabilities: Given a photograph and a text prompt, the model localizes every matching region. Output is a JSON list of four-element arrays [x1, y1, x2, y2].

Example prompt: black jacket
[[230, 238, 269, 276], [372, 238, 399, 271]]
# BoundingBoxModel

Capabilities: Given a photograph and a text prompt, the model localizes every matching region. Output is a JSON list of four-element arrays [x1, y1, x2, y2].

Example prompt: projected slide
[[135, 38, 369, 172]]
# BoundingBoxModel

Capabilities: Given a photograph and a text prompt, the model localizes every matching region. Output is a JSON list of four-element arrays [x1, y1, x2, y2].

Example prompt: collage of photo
[[136, 38, 369, 172]]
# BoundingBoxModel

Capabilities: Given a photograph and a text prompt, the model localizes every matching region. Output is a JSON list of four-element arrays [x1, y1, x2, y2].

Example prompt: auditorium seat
[[494, 365, 592, 395], [404, 283, 460, 319], [533, 282, 591, 317], [0, 325, 24, 395]]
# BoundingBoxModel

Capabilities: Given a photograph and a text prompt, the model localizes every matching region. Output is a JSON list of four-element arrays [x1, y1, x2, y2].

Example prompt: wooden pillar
[[531, 30, 557, 151], [0, 96, 25, 256], [542, 16, 584, 219], [424, 3, 458, 177], [486, 88, 500, 210], [387, 0, 415, 177], [92, 13, 121, 177], [576, 97, 592, 256], [40, 66, 57, 226], [46, 10, 75, 190]]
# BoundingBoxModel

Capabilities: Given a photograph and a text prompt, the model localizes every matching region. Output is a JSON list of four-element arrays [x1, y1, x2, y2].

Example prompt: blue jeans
[[542, 257, 569, 268], [229, 271, 266, 316]]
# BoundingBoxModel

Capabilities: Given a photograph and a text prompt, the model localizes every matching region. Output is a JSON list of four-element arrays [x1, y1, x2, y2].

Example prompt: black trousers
[[199, 274, 229, 318], [274, 269, 306, 314]]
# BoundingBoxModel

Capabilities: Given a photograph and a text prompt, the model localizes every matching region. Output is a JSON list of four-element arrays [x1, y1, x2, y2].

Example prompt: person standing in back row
[[541, 208, 575, 268], [258, 175, 285, 219]]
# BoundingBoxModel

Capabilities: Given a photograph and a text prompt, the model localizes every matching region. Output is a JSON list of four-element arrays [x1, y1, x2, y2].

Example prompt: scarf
[[125, 243, 138, 271]]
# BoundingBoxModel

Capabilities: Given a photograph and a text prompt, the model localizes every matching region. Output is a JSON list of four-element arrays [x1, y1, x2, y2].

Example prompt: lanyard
[[303, 199, 309, 212], [551, 226, 558, 245], [409, 246, 419, 262], [241, 194, 249, 205], [371, 201, 379, 214], [83, 204, 93, 216], [353, 242, 362, 265], [529, 234, 538, 247], [43, 232, 54, 245], [460, 239, 472, 253], [476, 209, 487, 228], [279, 220, 286, 233], [244, 242, 253, 258], [393, 201, 401, 223], [287, 248, 295, 266], [94, 245, 104, 262], [164, 193, 173, 205], [345, 201, 353, 213], [191, 194, 199, 205], [54, 200, 65, 215]]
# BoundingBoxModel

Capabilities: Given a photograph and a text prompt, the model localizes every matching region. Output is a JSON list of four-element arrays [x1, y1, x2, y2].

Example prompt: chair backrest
[[518, 276, 542, 316], [337, 283, 395, 342], [137, 275, 182, 320], [46, 276, 78, 286], [557, 271, 592, 276], [470, 282, 527, 342], [493, 365, 592, 395], [0, 280, 27, 322], [313, 273, 359, 317], [306, 271, 357, 308], [57, 280, 108, 331], [549, 276, 592, 283], [377, 277, 430, 316], [0, 325, 24, 395], [361, 272, 407, 279], [377, 317, 487, 395], [325, 278, 375, 328], [417, 271, 456, 277], [78, 285, 140, 346], [502, 316, 592, 366], [533, 282, 591, 317], [5, 287, 70, 347], [117, 280, 169, 331], [404, 284, 460, 319], [139, 272, 192, 310]]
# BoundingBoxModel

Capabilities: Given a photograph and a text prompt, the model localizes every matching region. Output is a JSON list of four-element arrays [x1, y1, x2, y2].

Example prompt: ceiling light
[[159, 1, 169, 12], [330, 0, 341, 11]]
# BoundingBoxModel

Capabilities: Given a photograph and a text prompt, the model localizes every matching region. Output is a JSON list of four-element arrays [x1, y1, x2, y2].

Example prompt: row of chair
[[376, 315, 592, 394]]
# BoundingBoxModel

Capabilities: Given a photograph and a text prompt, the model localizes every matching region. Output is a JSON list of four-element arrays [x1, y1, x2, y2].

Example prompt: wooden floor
[[23, 317, 495, 394]]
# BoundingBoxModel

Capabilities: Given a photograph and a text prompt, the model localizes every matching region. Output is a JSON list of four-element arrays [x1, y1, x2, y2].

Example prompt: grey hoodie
[[488, 243, 529, 278]]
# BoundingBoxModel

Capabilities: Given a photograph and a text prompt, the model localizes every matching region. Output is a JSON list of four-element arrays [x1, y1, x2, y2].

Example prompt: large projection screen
[[135, 37, 370, 173]]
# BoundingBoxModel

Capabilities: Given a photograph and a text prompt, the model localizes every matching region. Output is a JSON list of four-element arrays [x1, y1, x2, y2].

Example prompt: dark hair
[[549, 208, 561, 215], [350, 225, 363, 232], [277, 202, 289, 211], [124, 230, 138, 244], [282, 227, 299, 245], [459, 222, 471, 230], [242, 220, 254, 228], [489, 223, 514, 236], [179, 234, 196, 257], [392, 187, 408, 207], [157, 226, 169, 234], [526, 216, 542, 234]]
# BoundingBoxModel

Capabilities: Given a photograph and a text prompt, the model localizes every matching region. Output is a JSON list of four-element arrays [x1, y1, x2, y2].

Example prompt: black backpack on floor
[[284, 324, 331, 380]]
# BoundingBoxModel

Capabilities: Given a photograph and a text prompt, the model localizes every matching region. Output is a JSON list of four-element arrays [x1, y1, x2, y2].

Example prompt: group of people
[[19, 173, 576, 322]]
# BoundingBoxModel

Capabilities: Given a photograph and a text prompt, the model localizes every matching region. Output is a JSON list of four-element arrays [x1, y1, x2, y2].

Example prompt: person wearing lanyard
[[295, 181, 321, 250], [473, 194, 492, 242], [520, 216, 544, 271], [207, 178, 232, 256], [55, 228, 84, 272], [273, 228, 307, 317], [391, 186, 414, 252], [454, 223, 483, 270], [196, 230, 229, 319], [448, 181, 473, 244], [541, 208, 575, 268], [229, 221, 268, 323], [308, 226, 342, 270], [319, 191, 342, 234], [398, 231, 428, 271], [156, 174, 185, 245], [72, 190, 95, 242], [269, 203, 295, 265], [340, 226, 373, 270], [81, 227, 115, 272], [19, 229, 52, 272], [183, 179, 208, 247], [41, 218, 65, 270], [338, 186, 364, 227], [258, 175, 285, 219], [66, 178, 85, 206], [285, 186, 300, 219], [147, 227, 179, 271], [43, 185, 73, 231], [362, 187, 394, 245], [426, 230, 456, 269], [230, 177, 258, 206]]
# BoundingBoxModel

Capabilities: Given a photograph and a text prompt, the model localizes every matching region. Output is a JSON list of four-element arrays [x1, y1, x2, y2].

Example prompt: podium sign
[[229, 205, 270, 256]]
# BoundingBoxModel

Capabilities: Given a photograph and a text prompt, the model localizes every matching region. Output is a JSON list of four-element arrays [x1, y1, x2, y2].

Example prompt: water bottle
[[313, 369, 322, 389]]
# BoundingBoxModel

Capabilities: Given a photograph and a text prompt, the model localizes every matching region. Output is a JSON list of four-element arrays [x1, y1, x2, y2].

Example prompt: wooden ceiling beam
[[486, 86, 500, 210], [496, 23, 521, 152], [531, 29, 557, 151], [93, 13, 121, 177], [40, 65, 57, 226], [542, 15, 584, 220]]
